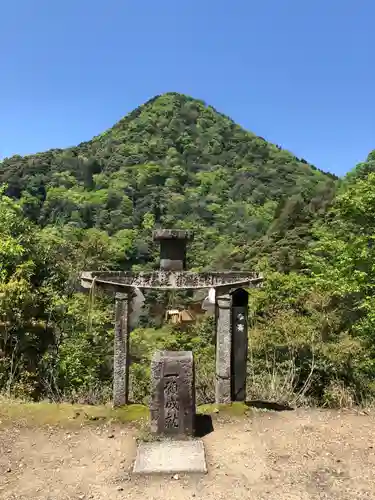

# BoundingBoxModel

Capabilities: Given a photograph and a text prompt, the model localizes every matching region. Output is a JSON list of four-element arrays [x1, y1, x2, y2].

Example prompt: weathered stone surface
[[150, 351, 195, 436], [113, 292, 130, 407], [231, 288, 249, 401], [81, 270, 263, 290], [133, 440, 207, 474], [215, 294, 232, 404]]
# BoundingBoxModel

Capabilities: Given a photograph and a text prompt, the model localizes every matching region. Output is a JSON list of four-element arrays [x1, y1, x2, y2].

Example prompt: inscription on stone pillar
[[164, 375, 179, 429], [231, 288, 249, 401], [150, 351, 195, 436]]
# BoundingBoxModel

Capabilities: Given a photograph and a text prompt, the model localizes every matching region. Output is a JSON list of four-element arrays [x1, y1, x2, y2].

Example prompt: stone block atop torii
[[80, 229, 263, 407]]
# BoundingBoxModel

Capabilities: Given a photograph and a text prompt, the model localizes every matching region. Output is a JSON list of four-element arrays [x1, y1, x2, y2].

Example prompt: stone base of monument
[[133, 439, 207, 475]]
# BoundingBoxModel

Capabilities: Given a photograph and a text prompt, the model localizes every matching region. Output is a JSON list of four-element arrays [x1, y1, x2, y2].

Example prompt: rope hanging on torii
[[80, 229, 263, 407]]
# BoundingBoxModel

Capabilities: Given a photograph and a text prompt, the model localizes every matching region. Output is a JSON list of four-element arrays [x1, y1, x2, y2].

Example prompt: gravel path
[[1, 408, 375, 499]]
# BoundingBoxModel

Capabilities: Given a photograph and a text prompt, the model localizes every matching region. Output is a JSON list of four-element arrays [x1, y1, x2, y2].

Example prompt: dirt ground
[[1, 408, 375, 500]]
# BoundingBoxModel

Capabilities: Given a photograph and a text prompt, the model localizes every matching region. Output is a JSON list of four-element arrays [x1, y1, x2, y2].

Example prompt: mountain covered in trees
[[2, 91, 375, 408], [0, 92, 337, 272]]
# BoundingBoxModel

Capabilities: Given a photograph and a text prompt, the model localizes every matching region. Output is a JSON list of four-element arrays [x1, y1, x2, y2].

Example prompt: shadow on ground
[[246, 400, 294, 411], [194, 414, 214, 437]]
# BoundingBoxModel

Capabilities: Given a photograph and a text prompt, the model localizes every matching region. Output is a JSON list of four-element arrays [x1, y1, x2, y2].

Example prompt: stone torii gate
[[80, 230, 263, 407]]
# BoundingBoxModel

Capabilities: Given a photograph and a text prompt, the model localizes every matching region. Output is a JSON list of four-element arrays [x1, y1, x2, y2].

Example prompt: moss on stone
[[197, 402, 250, 416]]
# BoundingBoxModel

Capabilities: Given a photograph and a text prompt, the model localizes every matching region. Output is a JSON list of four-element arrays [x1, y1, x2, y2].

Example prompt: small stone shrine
[[80, 229, 263, 408]]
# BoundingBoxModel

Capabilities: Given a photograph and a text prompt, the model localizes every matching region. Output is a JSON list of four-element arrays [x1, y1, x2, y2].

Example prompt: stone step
[[133, 440, 207, 475]]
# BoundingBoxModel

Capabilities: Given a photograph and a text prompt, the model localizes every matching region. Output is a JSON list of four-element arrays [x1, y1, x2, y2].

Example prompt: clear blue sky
[[1, 0, 374, 176]]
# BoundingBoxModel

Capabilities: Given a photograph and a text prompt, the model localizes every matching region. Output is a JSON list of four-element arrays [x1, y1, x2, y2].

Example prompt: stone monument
[[80, 229, 263, 407], [134, 349, 206, 474], [150, 350, 195, 436]]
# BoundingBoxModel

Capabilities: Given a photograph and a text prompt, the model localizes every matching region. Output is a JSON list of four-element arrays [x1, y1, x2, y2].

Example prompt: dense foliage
[[0, 93, 337, 272], [1, 92, 374, 407]]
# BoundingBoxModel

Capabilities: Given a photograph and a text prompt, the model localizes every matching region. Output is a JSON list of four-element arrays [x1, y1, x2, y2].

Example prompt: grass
[[0, 398, 251, 429], [0, 397, 148, 428]]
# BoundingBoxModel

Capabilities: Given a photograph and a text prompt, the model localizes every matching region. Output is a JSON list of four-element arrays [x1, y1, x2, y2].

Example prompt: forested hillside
[[0, 92, 337, 272], [1, 92, 375, 409]]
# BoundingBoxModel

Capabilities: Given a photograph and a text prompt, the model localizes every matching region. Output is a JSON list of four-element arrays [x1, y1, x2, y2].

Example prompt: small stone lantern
[[153, 229, 194, 271]]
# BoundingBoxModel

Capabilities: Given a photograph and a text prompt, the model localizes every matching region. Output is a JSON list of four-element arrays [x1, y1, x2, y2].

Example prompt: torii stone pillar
[[215, 288, 249, 404], [215, 294, 232, 404], [113, 291, 130, 407]]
